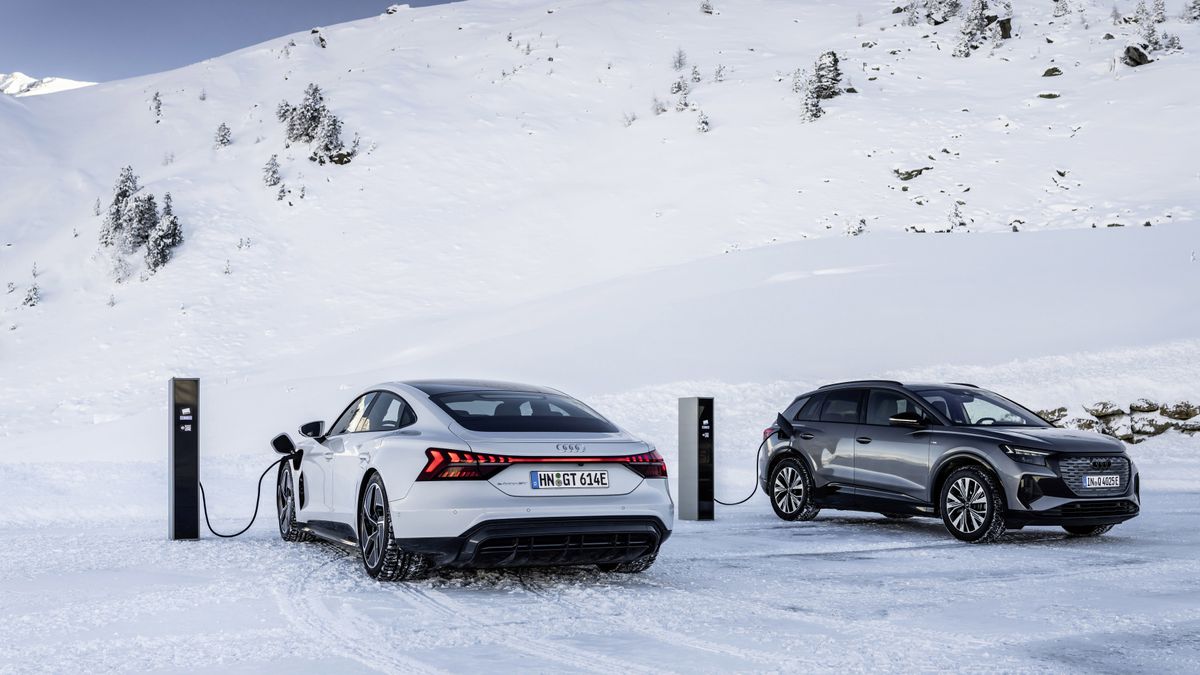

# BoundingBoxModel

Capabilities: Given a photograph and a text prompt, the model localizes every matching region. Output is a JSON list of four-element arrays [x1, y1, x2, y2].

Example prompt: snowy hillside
[[0, 71, 94, 97]]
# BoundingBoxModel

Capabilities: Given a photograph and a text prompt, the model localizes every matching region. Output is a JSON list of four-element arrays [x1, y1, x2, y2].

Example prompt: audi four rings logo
[[1091, 459, 1112, 470], [557, 443, 586, 453]]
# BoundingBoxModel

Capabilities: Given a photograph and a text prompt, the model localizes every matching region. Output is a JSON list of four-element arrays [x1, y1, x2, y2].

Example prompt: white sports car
[[272, 380, 674, 579]]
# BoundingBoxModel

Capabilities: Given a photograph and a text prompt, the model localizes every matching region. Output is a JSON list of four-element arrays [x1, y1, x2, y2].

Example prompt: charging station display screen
[[696, 398, 714, 520]]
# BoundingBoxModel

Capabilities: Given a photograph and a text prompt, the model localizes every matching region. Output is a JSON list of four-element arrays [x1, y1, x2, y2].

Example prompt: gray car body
[[759, 380, 1141, 526]]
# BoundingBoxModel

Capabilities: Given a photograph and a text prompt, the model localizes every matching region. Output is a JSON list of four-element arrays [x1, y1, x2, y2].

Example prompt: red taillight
[[417, 448, 669, 480], [763, 427, 776, 441]]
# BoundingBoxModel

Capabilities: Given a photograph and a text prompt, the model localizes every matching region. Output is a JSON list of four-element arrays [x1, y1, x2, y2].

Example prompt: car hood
[[942, 426, 1126, 454]]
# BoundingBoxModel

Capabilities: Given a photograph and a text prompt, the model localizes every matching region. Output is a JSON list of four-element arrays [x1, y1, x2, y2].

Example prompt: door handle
[[799, 432, 815, 440], [856, 437, 872, 444]]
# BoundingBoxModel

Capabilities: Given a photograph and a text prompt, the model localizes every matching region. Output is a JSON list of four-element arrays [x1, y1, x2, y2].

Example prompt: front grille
[[1055, 455, 1131, 497], [1050, 500, 1139, 518], [473, 531, 657, 568]]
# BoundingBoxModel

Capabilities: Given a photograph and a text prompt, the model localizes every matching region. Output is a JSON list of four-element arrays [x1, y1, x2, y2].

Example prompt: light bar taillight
[[417, 448, 668, 481]]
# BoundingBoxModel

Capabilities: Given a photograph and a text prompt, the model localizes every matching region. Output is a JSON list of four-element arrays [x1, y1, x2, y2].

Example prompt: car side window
[[330, 393, 378, 436], [364, 392, 417, 431], [865, 389, 927, 426], [795, 394, 824, 421], [820, 390, 862, 424]]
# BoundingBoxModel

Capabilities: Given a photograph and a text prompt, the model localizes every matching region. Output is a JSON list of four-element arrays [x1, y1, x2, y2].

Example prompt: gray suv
[[759, 380, 1140, 542]]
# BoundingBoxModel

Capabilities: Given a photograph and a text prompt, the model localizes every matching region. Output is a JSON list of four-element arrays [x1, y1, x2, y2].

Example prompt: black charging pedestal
[[168, 378, 200, 540], [678, 397, 715, 520]]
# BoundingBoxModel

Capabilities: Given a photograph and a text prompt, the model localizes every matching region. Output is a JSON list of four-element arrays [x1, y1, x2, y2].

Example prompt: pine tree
[[1135, 0, 1161, 48], [672, 47, 687, 71], [714, 64, 726, 81], [1186, 0, 1200, 22], [813, 51, 843, 99], [126, 193, 160, 252], [288, 83, 327, 143], [1053, 0, 1071, 18], [263, 154, 282, 186], [1152, 0, 1167, 22], [700, 1, 714, 14], [1111, 3, 1123, 24], [146, 193, 183, 272], [690, 65, 702, 83], [151, 92, 162, 122], [903, 1, 921, 26], [99, 166, 140, 249], [214, 122, 232, 148], [22, 283, 39, 307], [651, 95, 668, 115], [953, 0, 989, 57], [797, 69, 823, 122], [925, 0, 960, 24], [310, 113, 345, 164], [696, 110, 710, 132], [92, 197, 101, 216], [671, 76, 689, 95], [198, 88, 207, 101]]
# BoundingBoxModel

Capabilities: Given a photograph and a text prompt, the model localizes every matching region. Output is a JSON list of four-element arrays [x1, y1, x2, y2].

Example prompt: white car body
[[283, 380, 674, 570]]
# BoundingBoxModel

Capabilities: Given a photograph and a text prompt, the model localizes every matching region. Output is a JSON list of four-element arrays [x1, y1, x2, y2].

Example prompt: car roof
[[811, 380, 981, 393], [396, 379, 565, 396]]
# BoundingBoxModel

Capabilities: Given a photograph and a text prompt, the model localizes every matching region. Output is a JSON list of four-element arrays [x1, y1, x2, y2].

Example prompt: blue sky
[[0, 0, 457, 82]]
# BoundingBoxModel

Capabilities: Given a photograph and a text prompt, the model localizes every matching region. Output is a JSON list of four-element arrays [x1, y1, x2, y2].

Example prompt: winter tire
[[939, 466, 1005, 543], [358, 472, 430, 581], [769, 457, 821, 522], [598, 554, 658, 573], [277, 463, 312, 543], [1063, 524, 1114, 537]]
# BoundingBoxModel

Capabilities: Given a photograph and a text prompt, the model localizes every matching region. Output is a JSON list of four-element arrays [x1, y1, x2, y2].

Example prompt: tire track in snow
[[276, 545, 448, 675]]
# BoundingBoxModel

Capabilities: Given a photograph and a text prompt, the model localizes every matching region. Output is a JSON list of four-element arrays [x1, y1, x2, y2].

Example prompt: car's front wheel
[[276, 463, 311, 543], [939, 466, 1005, 543], [1063, 524, 1114, 537], [358, 473, 430, 581], [769, 457, 821, 522]]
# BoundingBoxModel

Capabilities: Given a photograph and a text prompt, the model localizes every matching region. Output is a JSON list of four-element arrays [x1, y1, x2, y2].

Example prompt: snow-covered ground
[[1, 0, 1199, 671], [2, 432, 1198, 674], [0, 71, 94, 98]]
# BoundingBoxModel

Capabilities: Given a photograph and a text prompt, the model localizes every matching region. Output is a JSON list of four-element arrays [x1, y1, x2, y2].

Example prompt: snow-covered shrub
[[1135, 0, 1163, 49], [277, 184, 288, 201], [92, 197, 101, 217], [672, 47, 688, 71], [690, 65, 702, 83], [926, 0, 961, 24], [214, 122, 232, 148], [700, 1, 714, 14], [813, 51, 842, 99], [151, 91, 162, 122], [903, 1, 921, 26], [714, 64, 726, 81], [1153, 0, 1167, 22], [651, 95, 668, 115], [277, 84, 356, 165], [5, 281, 14, 294], [953, 0, 989, 57], [1111, 4, 1123, 24], [22, 283, 39, 307], [796, 69, 823, 122], [263, 155, 282, 186], [1053, 0, 1071, 19], [198, 88, 207, 101], [670, 76, 689, 95], [145, 193, 183, 273], [622, 112, 638, 127], [696, 110, 710, 132]]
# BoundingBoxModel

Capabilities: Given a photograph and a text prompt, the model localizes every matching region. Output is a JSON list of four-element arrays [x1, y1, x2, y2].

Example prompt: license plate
[[530, 470, 609, 490], [1084, 475, 1120, 489]]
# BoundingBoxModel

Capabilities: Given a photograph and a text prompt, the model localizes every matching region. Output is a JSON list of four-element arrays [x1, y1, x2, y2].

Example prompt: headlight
[[1001, 445, 1050, 466]]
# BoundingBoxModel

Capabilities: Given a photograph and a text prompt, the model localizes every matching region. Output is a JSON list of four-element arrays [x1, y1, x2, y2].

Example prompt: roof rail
[[948, 382, 979, 388], [818, 379, 904, 389]]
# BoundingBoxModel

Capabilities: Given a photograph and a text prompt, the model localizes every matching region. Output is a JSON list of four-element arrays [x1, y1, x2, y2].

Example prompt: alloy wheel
[[945, 476, 988, 534], [277, 466, 295, 535], [359, 483, 388, 569], [773, 466, 804, 514]]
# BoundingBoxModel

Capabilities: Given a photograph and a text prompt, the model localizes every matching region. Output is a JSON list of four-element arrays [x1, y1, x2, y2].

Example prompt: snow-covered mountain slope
[[0, 0, 1198, 459], [0, 71, 94, 97]]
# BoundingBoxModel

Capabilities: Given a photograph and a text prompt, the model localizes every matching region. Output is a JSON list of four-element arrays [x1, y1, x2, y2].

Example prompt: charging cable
[[714, 429, 780, 506], [198, 456, 288, 538]]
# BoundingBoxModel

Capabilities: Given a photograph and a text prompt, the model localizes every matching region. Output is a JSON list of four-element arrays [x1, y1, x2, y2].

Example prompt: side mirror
[[775, 412, 796, 441], [299, 420, 325, 438], [271, 433, 297, 455], [889, 410, 925, 428]]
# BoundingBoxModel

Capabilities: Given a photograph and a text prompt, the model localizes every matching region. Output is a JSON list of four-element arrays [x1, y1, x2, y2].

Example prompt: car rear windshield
[[431, 391, 619, 433]]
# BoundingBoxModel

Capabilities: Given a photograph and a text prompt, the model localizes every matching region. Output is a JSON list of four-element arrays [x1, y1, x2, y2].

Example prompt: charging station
[[678, 397, 714, 520], [168, 378, 200, 540]]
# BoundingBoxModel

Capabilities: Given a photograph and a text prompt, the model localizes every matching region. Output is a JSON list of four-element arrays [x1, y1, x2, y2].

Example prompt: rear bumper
[[393, 516, 671, 568]]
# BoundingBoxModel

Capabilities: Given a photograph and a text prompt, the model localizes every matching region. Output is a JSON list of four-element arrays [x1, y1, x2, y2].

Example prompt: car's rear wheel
[[598, 554, 657, 573], [939, 466, 1005, 543], [1063, 524, 1114, 537], [276, 463, 311, 542], [358, 473, 430, 581], [769, 457, 820, 522]]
